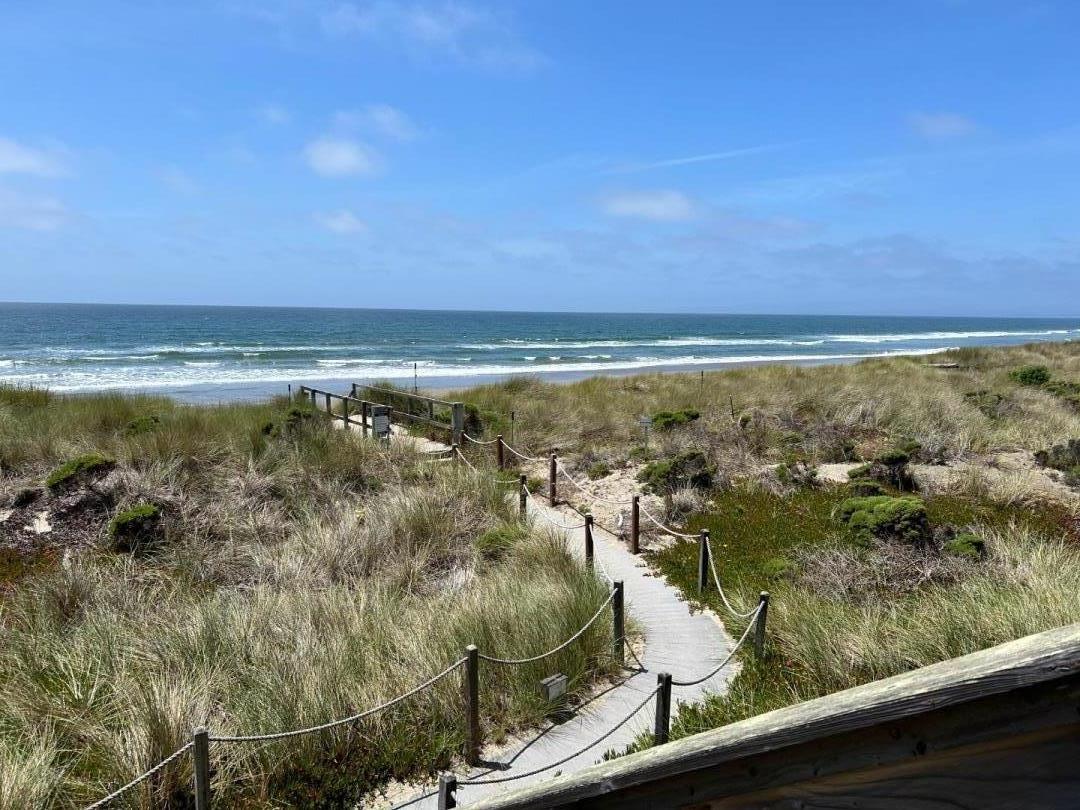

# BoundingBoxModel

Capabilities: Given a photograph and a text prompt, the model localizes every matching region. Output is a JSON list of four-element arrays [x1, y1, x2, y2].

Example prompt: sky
[[1, 0, 1079, 316]]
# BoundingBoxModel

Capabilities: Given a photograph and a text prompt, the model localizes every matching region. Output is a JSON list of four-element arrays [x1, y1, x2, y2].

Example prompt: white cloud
[[319, 1, 544, 69], [314, 209, 368, 234], [0, 188, 66, 230], [333, 104, 421, 141], [908, 112, 977, 139], [256, 103, 291, 125], [601, 190, 696, 222], [302, 137, 379, 177], [0, 137, 67, 177], [606, 143, 793, 175]]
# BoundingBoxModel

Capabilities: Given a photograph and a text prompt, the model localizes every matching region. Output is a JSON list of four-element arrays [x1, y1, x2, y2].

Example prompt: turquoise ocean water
[[1, 303, 1078, 401]]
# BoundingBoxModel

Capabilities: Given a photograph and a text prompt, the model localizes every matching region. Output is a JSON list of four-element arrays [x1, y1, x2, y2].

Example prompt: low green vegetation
[[1034, 438, 1080, 487], [838, 495, 930, 546], [637, 451, 713, 493], [651, 408, 700, 430], [1008, 364, 1051, 386], [0, 387, 613, 807]]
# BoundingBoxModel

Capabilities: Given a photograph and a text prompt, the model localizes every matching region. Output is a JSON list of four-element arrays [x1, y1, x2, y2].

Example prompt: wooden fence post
[[451, 443, 460, 466], [325, 392, 332, 418], [451, 403, 465, 446], [697, 529, 710, 594], [548, 453, 557, 506], [496, 434, 505, 469], [193, 726, 210, 810], [341, 398, 349, 429], [754, 591, 770, 659], [464, 645, 480, 764], [612, 580, 625, 668], [519, 474, 527, 518], [438, 774, 457, 809], [631, 495, 640, 554], [584, 513, 594, 566], [309, 389, 316, 407], [361, 401, 369, 438], [654, 672, 672, 746]]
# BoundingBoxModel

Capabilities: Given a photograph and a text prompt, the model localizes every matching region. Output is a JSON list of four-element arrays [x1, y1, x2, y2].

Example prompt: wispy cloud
[[303, 136, 380, 177], [319, 1, 545, 70], [0, 137, 68, 177], [601, 190, 696, 222], [334, 104, 420, 141], [908, 111, 977, 139], [314, 209, 368, 234], [605, 143, 793, 175], [0, 187, 66, 230]]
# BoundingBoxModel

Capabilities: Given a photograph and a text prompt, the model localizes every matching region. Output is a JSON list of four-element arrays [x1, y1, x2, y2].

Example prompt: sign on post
[[638, 415, 652, 452], [371, 404, 392, 440]]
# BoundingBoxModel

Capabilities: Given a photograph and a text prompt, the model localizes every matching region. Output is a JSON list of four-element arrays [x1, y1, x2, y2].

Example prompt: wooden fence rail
[[296, 385, 465, 444], [462, 622, 1080, 809]]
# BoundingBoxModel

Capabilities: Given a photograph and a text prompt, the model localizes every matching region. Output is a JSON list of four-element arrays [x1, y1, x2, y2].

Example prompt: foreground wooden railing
[[296, 385, 465, 444], [464, 622, 1080, 809]]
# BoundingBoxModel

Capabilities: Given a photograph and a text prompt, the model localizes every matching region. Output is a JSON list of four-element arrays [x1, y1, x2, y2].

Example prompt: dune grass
[[444, 341, 1080, 464], [0, 388, 615, 808]]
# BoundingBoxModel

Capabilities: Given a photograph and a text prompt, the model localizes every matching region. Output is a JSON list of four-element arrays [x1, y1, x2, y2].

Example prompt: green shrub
[[475, 523, 527, 560], [1008, 365, 1051, 386], [837, 496, 931, 546], [1034, 439, 1080, 473], [637, 451, 714, 494], [963, 390, 1007, 419], [944, 531, 985, 559], [874, 449, 910, 467], [108, 503, 163, 553], [44, 453, 114, 491], [762, 557, 794, 578], [1044, 380, 1080, 397], [846, 464, 872, 480], [846, 478, 885, 497], [652, 409, 700, 430], [586, 461, 612, 480], [123, 414, 161, 435]]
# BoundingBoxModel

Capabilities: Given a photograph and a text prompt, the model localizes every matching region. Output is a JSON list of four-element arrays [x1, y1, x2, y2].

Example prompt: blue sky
[[1, 0, 1078, 316]]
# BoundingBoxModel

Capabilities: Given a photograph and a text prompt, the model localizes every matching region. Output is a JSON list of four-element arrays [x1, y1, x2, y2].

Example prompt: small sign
[[371, 405, 392, 439], [539, 673, 569, 702], [638, 416, 653, 427]]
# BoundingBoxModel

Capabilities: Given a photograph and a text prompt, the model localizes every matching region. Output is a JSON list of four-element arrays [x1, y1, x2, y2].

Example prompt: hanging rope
[[478, 589, 616, 665], [522, 486, 586, 530], [636, 501, 699, 539], [705, 534, 760, 618], [82, 743, 194, 810], [671, 604, 760, 687], [462, 434, 499, 446], [554, 459, 632, 506]]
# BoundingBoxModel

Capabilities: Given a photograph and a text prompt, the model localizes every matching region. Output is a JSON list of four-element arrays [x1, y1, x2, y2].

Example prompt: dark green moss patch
[[44, 453, 114, 491], [944, 531, 985, 559], [108, 503, 163, 554], [1008, 365, 1051, 386], [475, 523, 527, 560], [837, 495, 931, 547], [651, 408, 700, 430], [637, 451, 714, 494], [123, 414, 161, 435], [586, 461, 612, 480]]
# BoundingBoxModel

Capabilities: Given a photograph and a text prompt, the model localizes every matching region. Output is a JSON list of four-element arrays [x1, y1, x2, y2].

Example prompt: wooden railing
[[296, 384, 465, 443], [350, 383, 464, 442], [464, 622, 1080, 809]]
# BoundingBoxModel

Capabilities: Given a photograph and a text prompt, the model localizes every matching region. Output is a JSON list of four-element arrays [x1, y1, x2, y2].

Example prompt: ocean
[[1, 303, 1078, 402]]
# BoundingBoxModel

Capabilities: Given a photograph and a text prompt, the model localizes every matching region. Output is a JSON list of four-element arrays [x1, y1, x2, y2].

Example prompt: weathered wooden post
[[309, 388, 316, 407], [193, 726, 211, 810], [438, 774, 457, 809], [350, 383, 357, 398], [631, 495, 640, 554], [451, 402, 465, 446], [698, 529, 711, 593], [510, 410, 515, 443], [496, 434, 505, 469], [654, 672, 673, 746], [548, 452, 557, 506], [361, 401, 369, 438], [341, 397, 349, 429], [464, 645, 480, 764], [325, 392, 332, 418], [519, 474, 527, 518], [584, 513, 594, 566], [754, 591, 770, 659], [612, 580, 625, 667], [451, 443, 460, 466]]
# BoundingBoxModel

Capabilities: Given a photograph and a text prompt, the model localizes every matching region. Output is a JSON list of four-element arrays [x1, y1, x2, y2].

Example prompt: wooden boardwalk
[[391, 492, 737, 808]]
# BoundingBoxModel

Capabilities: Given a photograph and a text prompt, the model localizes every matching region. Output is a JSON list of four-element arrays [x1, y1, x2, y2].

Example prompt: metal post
[[698, 529, 710, 593], [654, 672, 672, 745], [549, 452, 557, 506], [496, 434, 505, 469], [464, 645, 480, 764], [438, 774, 458, 809], [612, 580, 625, 667], [631, 495, 640, 554], [584, 513, 594, 566], [193, 726, 210, 810], [361, 401, 369, 438], [519, 474, 527, 518], [754, 591, 770, 659]]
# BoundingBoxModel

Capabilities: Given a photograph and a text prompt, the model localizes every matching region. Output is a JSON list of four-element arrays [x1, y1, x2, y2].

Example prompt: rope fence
[[83, 398, 773, 809]]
